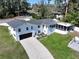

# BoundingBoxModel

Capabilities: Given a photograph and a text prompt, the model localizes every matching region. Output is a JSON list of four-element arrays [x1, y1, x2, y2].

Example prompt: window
[[26, 27, 28, 30], [50, 25, 55, 28], [50, 25, 52, 27], [31, 26, 33, 29], [13, 28, 15, 31], [18, 28, 21, 32], [38, 25, 40, 28], [38, 30, 40, 33], [43, 25, 44, 28]]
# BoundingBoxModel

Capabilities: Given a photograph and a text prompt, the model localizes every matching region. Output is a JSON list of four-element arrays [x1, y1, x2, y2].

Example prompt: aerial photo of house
[[0, 0, 79, 59]]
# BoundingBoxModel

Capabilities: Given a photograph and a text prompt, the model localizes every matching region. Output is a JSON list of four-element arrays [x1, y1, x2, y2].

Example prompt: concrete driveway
[[20, 37, 54, 59]]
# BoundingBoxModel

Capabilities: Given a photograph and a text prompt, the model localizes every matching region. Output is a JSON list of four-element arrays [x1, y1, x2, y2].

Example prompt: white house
[[52, 12, 63, 20], [7, 19, 74, 41], [8, 19, 57, 41], [8, 20, 35, 41]]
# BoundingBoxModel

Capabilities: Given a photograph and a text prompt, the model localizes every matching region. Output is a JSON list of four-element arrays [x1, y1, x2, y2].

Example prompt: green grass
[[0, 26, 29, 59], [40, 33, 79, 59]]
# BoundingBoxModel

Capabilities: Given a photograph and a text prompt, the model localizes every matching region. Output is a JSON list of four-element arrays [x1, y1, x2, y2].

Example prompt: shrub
[[31, 13, 41, 19]]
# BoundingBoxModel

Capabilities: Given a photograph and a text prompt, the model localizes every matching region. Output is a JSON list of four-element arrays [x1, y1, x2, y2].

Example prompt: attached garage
[[19, 33, 32, 40]]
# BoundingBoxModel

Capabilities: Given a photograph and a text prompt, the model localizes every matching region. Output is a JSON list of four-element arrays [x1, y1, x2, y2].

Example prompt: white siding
[[8, 26, 17, 41], [8, 23, 55, 41], [42, 25, 48, 34], [15, 23, 36, 40]]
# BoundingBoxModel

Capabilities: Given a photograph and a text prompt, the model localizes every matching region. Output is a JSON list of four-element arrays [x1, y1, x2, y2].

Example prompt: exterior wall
[[13, 23, 44, 41], [8, 23, 56, 41], [42, 24, 56, 35], [8, 26, 17, 41], [74, 27, 79, 32], [34, 25, 43, 35], [47, 27, 55, 35], [42, 25, 48, 35], [15, 23, 36, 41]]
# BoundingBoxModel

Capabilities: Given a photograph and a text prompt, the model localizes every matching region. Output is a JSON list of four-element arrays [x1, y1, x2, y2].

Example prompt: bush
[[31, 13, 41, 19]]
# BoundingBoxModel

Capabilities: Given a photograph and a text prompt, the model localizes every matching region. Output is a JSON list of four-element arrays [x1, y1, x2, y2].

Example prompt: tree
[[63, 11, 79, 26], [38, 1, 47, 18], [32, 0, 50, 19], [0, 0, 30, 18], [55, 0, 63, 7], [54, 0, 70, 15], [68, 0, 78, 12]]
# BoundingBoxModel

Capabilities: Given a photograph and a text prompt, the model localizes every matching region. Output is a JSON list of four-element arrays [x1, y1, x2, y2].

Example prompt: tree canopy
[[0, 0, 30, 18]]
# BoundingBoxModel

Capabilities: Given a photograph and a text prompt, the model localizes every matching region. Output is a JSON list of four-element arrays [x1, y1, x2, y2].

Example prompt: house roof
[[7, 20, 27, 28], [27, 19, 56, 25], [8, 19, 57, 28]]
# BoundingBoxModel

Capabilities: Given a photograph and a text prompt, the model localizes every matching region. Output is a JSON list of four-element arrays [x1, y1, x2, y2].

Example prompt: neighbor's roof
[[27, 19, 57, 25], [7, 20, 27, 28]]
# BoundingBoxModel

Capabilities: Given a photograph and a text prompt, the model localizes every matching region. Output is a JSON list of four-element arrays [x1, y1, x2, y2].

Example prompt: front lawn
[[0, 26, 29, 59], [40, 33, 79, 59]]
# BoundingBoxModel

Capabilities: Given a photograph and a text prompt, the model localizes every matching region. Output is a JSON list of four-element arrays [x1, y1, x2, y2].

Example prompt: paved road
[[20, 37, 54, 59], [0, 19, 14, 23], [0, 16, 31, 23]]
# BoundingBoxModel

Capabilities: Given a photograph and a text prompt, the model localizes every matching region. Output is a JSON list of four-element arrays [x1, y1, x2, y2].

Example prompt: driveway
[[20, 37, 54, 59]]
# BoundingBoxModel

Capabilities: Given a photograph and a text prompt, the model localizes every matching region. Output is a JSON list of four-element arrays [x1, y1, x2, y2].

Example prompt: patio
[[54, 29, 68, 35], [68, 37, 79, 52]]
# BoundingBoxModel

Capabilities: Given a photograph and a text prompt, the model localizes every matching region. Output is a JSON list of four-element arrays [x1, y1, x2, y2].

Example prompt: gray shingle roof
[[27, 19, 56, 25], [7, 20, 27, 28], [8, 19, 57, 28]]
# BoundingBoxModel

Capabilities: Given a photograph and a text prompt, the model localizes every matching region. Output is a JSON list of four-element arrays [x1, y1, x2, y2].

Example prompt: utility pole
[[64, 0, 69, 18], [18, 0, 20, 16]]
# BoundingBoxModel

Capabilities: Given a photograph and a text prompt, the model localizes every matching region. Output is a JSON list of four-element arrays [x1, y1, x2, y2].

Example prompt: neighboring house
[[52, 12, 63, 20], [8, 19, 56, 41]]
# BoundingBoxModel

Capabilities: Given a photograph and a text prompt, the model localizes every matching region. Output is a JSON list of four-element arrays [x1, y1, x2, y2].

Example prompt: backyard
[[40, 33, 79, 59], [0, 26, 29, 59]]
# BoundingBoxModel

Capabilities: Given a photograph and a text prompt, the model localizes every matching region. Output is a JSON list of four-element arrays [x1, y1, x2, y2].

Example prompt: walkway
[[20, 37, 54, 59], [68, 38, 79, 52]]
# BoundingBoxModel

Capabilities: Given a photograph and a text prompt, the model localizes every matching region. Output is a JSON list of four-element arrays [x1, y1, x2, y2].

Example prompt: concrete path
[[20, 37, 54, 59]]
